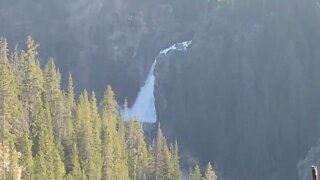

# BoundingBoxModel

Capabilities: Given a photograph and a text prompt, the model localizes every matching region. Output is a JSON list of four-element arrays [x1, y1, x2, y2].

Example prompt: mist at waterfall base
[[120, 41, 192, 123]]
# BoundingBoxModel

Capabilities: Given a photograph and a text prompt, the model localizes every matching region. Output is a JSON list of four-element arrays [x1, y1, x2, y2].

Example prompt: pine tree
[[9, 46, 21, 84], [61, 73, 75, 174], [101, 85, 129, 180], [189, 164, 202, 180], [19, 134, 33, 180], [204, 162, 217, 180], [51, 143, 65, 180], [89, 92, 102, 179], [32, 99, 65, 179], [154, 123, 165, 180], [22, 36, 44, 109], [69, 143, 85, 180], [0, 38, 26, 180], [20, 37, 44, 140], [114, 119, 129, 180], [101, 107, 116, 180], [64, 73, 76, 142], [43, 59, 64, 144], [0, 37, 26, 143], [6, 136, 22, 180], [0, 37, 14, 143], [33, 151, 47, 180], [146, 144, 155, 180], [170, 141, 182, 180], [162, 141, 173, 180], [101, 85, 118, 116], [127, 117, 148, 180], [75, 91, 96, 179], [66, 73, 75, 112]]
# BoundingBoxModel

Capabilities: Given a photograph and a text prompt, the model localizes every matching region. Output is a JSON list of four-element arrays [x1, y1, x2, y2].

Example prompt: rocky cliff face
[[156, 0, 320, 179], [0, 0, 206, 102]]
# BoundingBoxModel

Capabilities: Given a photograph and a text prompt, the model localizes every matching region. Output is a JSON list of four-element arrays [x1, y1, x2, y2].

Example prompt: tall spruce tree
[[162, 141, 173, 180], [101, 85, 129, 180], [0, 38, 26, 180], [204, 162, 217, 180], [189, 165, 202, 180], [170, 141, 182, 180], [62, 73, 75, 175], [21, 36, 44, 129], [6, 136, 22, 180], [101, 106, 116, 180], [154, 124, 165, 180], [69, 142, 85, 180], [75, 91, 98, 179], [127, 117, 148, 180], [32, 99, 65, 179], [43, 59, 64, 145], [33, 150, 47, 180], [19, 133, 33, 180], [0, 37, 26, 143], [89, 92, 103, 179]]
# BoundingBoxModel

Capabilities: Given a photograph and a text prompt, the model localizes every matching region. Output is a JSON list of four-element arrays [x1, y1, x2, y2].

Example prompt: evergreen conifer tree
[[70, 143, 85, 180], [154, 123, 165, 180], [61, 73, 75, 174], [0, 37, 26, 143], [204, 162, 217, 180], [89, 92, 103, 179], [170, 141, 182, 180], [43, 59, 64, 144], [127, 117, 149, 180], [19, 134, 33, 180], [189, 165, 202, 180], [101, 85, 129, 180], [32, 99, 65, 179], [162, 142, 173, 180], [75, 91, 96, 179], [6, 136, 22, 180], [33, 152, 46, 180]]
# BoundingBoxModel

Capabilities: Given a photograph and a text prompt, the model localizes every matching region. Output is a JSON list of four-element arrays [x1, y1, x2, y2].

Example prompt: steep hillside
[[156, 0, 320, 179], [0, 0, 206, 102], [2, 0, 320, 179]]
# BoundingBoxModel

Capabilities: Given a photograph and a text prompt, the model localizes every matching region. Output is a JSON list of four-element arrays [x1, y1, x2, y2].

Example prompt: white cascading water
[[121, 40, 192, 123]]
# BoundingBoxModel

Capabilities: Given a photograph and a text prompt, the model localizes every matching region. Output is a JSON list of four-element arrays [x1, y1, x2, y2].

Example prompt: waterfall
[[121, 40, 192, 123]]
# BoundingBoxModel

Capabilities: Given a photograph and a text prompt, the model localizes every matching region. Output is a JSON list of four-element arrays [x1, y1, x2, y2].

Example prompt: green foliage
[[0, 37, 206, 180], [189, 164, 202, 180], [69, 143, 86, 180], [127, 118, 149, 180], [33, 151, 47, 180], [61, 74, 75, 175], [6, 136, 22, 180], [204, 162, 217, 180], [152, 123, 183, 180], [171, 141, 182, 180], [101, 86, 129, 180], [19, 134, 33, 179], [75, 91, 97, 179], [43, 58, 64, 144]]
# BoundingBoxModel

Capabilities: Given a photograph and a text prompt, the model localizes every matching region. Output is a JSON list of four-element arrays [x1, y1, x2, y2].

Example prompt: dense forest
[[0, 37, 216, 180], [3, 0, 320, 179]]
